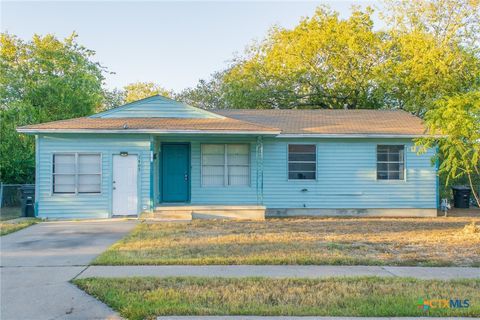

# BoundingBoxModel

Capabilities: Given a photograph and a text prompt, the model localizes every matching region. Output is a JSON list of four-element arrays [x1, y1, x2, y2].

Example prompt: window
[[288, 144, 316, 180], [52, 154, 75, 194], [377, 145, 405, 180], [53, 153, 101, 194], [201, 144, 249, 187]]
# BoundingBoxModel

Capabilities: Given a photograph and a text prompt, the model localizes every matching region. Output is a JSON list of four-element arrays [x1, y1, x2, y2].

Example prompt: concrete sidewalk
[[155, 317, 474, 320], [77, 265, 480, 280]]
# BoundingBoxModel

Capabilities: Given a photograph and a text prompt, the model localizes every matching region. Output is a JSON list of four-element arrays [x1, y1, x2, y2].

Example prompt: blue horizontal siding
[[155, 136, 436, 209], [155, 135, 259, 205], [90, 96, 221, 119], [35, 133, 437, 219], [261, 138, 437, 209], [36, 134, 151, 219]]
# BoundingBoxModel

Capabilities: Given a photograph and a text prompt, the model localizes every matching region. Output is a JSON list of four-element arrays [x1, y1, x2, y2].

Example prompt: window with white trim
[[377, 145, 405, 180], [288, 144, 316, 180], [201, 144, 250, 187], [53, 153, 101, 194]]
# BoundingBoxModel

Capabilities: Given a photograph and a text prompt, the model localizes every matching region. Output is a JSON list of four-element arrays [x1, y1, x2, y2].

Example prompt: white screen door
[[112, 154, 138, 216]]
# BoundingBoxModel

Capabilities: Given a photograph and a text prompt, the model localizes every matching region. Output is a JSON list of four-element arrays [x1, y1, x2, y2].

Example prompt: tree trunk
[[467, 172, 480, 208]]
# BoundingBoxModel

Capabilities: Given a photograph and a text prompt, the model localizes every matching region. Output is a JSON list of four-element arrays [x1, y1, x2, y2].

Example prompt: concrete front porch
[[145, 205, 266, 220]]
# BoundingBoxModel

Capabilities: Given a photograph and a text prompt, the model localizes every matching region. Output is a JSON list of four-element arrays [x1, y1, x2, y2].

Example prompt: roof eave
[[16, 129, 440, 138], [16, 128, 281, 135], [276, 133, 437, 138]]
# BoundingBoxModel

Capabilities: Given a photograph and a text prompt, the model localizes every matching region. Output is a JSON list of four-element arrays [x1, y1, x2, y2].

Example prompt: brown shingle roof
[[17, 109, 427, 136], [213, 109, 426, 135], [17, 117, 280, 133]]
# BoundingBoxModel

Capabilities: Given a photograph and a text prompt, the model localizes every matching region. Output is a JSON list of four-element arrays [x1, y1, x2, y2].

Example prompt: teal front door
[[161, 143, 190, 202]]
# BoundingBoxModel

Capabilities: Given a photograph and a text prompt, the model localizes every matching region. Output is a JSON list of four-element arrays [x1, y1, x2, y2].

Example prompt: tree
[[123, 82, 172, 103], [379, 30, 479, 115], [417, 91, 480, 206], [382, 0, 480, 51], [380, 0, 480, 115], [0, 32, 106, 183], [175, 71, 228, 109], [222, 7, 385, 109], [0, 106, 35, 184], [179, 0, 479, 112], [99, 88, 125, 112]]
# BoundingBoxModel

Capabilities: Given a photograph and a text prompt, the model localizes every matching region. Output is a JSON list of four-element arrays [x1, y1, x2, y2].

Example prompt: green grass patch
[[93, 218, 480, 266], [0, 218, 38, 236], [73, 276, 480, 320]]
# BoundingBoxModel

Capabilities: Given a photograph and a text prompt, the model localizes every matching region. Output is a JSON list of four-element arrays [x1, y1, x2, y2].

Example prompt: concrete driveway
[[1, 219, 136, 320]]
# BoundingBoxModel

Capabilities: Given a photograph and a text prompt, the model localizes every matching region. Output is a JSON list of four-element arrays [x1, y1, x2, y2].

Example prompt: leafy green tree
[[0, 107, 35, 184], [180, 0, 479, 112], [380, 0, 480, 115], [417, 91, 480, 206], [176, 71, 228, 109], [222, 7, 385, 109], [0, 32, 106, 183], [100, 88, 125, 112], [124, 82, 172, 103], [382, 0, 480, 50], [379, 31, 479, 115]]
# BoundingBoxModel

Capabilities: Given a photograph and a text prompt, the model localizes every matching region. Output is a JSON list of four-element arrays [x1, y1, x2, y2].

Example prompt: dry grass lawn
[[74, 276, 480, 320], [0, 218, 38, 236], [94, 217, 480, 266]]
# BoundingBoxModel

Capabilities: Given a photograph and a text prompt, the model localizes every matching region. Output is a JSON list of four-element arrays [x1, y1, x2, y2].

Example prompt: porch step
[[150, 205, 266, 221], [148, 209, 192, 221]]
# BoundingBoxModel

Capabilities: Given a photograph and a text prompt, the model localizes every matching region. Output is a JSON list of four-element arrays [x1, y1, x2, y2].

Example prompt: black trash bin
[[20, 185, 35, 217], [452, 186, 471, 209]]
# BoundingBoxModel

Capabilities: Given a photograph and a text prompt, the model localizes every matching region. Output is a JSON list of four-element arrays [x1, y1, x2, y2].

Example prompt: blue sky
[[2, 1, 379, 92]]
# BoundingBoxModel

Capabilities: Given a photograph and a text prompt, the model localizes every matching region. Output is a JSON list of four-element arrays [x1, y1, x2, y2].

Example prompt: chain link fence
[[0, 184, 35, 220]]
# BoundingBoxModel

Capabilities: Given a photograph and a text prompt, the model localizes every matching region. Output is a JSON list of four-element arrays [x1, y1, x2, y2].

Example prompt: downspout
[[149, 135, 154, 212], [34, 135, 39, 217], [256, 138, 259, 204], [435, 145, 440, 209], [256, 136, 264, 205], [0, 183, 3, 212]]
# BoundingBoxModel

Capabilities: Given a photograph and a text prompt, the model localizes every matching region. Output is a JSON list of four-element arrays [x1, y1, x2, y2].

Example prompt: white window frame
[[52, 152, 102, 195], [376, 145, 406, 181], [201, 144, 251, 187], [287, 144, 317, 181]]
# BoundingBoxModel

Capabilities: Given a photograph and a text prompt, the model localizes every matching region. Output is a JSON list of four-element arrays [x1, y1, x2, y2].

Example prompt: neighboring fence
[[0, 184, 35, 220]]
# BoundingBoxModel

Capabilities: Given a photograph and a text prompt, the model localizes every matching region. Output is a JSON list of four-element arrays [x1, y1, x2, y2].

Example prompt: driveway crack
[[72, 265, 90, 280]]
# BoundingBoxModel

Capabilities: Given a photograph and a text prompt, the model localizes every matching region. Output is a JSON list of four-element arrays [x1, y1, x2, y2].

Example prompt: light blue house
[[17, 95, 438, 219]]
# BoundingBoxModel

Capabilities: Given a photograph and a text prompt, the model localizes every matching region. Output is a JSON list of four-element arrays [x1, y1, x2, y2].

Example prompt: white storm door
[[112, 155, 138, 216]]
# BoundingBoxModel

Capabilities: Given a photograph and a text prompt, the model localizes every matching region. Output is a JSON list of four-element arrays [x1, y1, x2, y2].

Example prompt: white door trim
[[112, 154, 138, 216]]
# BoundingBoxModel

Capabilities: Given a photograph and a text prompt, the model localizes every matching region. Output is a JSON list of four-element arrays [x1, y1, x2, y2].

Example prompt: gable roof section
[[17, 117, 280, 134], [213, 109, 427, 136], [90, 95, 224, 119]]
